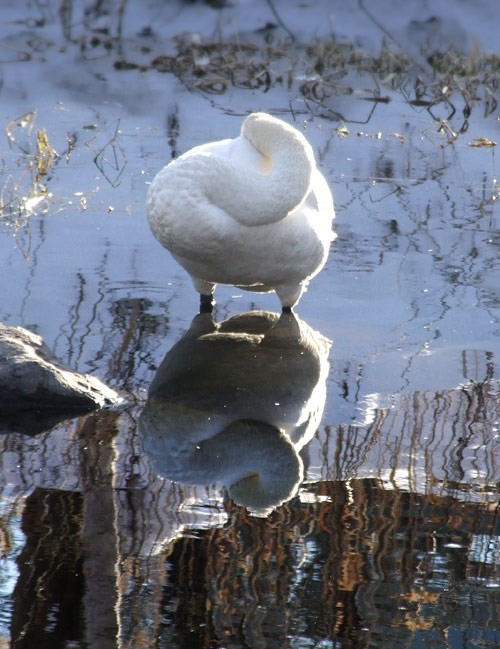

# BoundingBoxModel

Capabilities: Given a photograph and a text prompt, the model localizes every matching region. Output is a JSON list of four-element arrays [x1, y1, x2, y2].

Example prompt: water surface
[[0, 1, 498, 647]]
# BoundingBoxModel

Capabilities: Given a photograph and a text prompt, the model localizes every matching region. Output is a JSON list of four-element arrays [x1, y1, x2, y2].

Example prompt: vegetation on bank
[[2, 5, 499, 229]]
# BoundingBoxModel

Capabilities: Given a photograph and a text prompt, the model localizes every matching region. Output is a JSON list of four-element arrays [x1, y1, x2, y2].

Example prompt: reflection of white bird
[[146, 112, 335, 312], [139, 311, 331, 517]]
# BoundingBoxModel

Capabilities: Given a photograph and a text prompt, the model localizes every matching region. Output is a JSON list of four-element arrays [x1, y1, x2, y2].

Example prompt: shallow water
[[0, 1, 499, 647]]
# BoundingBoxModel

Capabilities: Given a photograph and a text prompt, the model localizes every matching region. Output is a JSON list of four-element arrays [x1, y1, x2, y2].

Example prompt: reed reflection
[[139, 310, 331, 516]]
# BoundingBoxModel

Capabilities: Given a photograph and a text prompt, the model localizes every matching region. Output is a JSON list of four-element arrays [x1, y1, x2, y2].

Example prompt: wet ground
[[0, 1, 499, 647]]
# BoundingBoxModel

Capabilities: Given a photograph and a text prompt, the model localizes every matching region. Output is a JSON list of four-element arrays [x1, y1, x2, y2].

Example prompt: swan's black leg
[[200, 293, 214, 313], [281, 305, 293, 314]]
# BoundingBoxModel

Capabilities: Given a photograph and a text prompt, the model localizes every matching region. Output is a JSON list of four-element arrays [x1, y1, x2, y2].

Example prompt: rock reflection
[[139, 310, 331, 516]]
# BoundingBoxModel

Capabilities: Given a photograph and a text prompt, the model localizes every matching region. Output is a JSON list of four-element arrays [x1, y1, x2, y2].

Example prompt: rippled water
[[0, 1, 499, 647]]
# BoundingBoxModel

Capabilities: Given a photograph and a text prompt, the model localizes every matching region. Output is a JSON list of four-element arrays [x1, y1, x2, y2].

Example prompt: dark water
[[4, 477, 499, 648], [0, 1, 499, 647]]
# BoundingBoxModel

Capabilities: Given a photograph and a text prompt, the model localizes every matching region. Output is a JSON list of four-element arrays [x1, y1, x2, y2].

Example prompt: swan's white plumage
[[146, 112, 335, 308]]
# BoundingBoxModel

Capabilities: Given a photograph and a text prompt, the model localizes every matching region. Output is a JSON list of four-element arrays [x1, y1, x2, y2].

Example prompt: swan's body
[[146, 112, 335, 310]]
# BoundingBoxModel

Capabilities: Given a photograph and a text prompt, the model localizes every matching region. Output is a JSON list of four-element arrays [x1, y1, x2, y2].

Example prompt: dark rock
[[0, 324, 121, 415]]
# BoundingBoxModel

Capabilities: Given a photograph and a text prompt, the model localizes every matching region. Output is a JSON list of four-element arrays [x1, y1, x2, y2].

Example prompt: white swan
[[146, 112, 335, 311]]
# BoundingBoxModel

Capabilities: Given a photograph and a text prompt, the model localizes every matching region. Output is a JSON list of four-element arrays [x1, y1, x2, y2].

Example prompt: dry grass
[[139, 33, 500, 127], [0, 111, 56, 235], [3, 13, 499, 235]]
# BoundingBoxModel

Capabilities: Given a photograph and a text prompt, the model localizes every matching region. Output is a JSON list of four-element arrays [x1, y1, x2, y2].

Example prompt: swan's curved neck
[[206, 114, 315, 227]]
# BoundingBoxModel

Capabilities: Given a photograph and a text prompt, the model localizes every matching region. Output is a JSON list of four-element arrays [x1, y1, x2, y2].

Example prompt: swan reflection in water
[[139, 310, 331, 516]]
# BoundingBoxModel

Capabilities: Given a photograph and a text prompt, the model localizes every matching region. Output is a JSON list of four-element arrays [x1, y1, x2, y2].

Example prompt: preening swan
[[146, 112, 335, 311]]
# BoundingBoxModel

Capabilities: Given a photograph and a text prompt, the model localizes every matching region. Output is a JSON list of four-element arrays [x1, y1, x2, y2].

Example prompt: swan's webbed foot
[[200, 293, 215, 314]]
